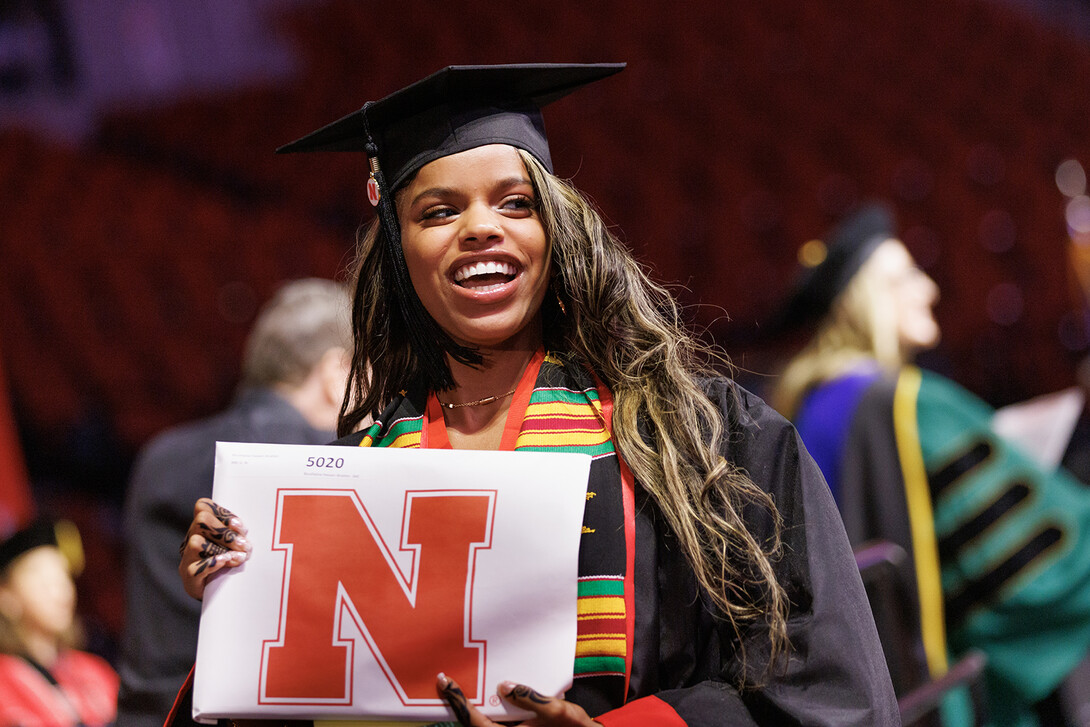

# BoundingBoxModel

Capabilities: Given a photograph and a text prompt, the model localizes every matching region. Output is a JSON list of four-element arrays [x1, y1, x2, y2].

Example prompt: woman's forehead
[[5, 545, 68, 580], [400, 145, 532, 208], [411, 145, 528, 183], [864, 238, 911, 273]]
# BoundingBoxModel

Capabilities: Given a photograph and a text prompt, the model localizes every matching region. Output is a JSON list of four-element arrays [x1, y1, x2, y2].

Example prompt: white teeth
[[453, 261, 516, 282]]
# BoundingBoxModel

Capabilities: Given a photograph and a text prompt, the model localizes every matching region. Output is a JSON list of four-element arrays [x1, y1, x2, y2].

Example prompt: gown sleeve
[[594, 381, 900, 726]]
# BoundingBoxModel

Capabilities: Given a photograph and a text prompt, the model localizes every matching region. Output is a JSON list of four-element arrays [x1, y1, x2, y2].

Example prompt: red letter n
[[261, 490, 494, 706]]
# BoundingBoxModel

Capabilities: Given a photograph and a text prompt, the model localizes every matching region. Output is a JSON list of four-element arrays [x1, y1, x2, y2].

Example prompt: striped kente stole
[[356, 352, 633, 703]]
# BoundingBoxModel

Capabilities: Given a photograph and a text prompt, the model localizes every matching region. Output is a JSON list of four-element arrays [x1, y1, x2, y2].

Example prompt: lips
[[452, 260, 518, 291]]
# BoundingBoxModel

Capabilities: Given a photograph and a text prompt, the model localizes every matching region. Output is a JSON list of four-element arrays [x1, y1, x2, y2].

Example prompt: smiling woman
[[175, 64, 899, 727]]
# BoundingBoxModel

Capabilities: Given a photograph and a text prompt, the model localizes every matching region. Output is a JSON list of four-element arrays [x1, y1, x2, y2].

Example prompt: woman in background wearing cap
[[772, 203, 1090, 726], [0, 520, 118, 727], [178, 64, 898, 726]]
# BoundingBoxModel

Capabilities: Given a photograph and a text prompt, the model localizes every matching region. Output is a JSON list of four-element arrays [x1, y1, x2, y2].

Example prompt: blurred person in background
[[771, 202, 1090, 727], [0, 518, 117, 727], [117, 278, 353, 727]]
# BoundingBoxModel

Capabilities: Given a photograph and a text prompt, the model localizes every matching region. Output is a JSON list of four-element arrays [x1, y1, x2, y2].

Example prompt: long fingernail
[[437, 672, 449, 687], [230, 518, 248, 535], [234, 536, 252, 552], [228, 550, 248, 565], [498, 681, 516, 696]]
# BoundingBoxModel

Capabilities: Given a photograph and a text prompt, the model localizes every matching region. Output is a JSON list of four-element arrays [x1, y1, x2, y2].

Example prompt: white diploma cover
[[192, 442, 592, 723]]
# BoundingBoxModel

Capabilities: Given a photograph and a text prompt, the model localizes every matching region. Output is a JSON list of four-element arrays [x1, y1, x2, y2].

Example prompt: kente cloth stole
[[356, 352, 635, 701]]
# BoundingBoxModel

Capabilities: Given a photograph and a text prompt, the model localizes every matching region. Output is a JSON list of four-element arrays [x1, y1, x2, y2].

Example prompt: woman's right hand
[[179, 497, 252, 600]]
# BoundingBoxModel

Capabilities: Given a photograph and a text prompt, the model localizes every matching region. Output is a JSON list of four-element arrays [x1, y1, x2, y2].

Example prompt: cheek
[[526, 226, 550, 281], [400, 233, 443, 294], [898, 308, 939, 347], [526, 252, 552, 310], [34, 578, 75, 615]]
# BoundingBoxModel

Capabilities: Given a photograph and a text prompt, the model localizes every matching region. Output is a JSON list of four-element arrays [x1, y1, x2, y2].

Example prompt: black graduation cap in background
[[277, 63, 625, 389], [769, 202, 897, 335], [0, 518, 83, 575]]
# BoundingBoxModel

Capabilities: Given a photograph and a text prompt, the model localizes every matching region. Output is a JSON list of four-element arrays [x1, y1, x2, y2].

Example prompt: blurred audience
[[117, 278, 353, 727], [771, 202, 1090, 726], [0, 518, 117, 727]]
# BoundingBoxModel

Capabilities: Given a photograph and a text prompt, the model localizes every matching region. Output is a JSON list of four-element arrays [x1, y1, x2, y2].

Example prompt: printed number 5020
[[305, 456, 345, 469]]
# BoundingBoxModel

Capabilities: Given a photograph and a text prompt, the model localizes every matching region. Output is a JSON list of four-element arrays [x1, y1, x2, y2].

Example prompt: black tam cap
[[771, 202, 897, 334], [276, 63, 625, 389], [0, 519, 83, 575]]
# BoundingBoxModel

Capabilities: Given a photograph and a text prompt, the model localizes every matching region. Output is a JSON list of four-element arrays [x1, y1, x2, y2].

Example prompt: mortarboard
[[0, 519, 83, 576], [276, 63, 625, 388], [277, 63, 625, 194], [771, 202, 897, 334]]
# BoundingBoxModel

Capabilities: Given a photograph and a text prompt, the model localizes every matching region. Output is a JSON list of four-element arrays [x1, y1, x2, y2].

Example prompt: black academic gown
[[336, 378, 899, 726]]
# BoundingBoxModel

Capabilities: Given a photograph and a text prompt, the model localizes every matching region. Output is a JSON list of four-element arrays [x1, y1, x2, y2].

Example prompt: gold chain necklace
[[438, 387, 517, 410]]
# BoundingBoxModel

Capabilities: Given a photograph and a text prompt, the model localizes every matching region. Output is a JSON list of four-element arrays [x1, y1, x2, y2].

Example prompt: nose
[[459, 203, 503, 247], [922, 270, 940, 303]]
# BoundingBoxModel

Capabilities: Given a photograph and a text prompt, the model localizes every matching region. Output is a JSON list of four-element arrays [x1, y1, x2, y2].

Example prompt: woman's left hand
[[437, 673, 601, 727]]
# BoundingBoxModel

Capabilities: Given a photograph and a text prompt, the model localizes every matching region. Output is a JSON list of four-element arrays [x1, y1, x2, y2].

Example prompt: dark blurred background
[[2, 0, 1090, 664]]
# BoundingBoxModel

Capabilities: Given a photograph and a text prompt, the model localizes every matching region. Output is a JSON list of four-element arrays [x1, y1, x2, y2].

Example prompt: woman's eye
[[503, 196, 536, 213], [421, 206, 456, 221]]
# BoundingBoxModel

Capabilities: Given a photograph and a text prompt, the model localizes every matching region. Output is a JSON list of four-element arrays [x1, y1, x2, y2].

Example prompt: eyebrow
[[408, 176, 533, 208]]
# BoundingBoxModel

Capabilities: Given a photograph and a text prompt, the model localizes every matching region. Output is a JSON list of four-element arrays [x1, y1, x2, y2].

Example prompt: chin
[[448, 314, 543, 350], [921, 325, 941, 350], [457, 334, 528, 350], [904, 331, 941, 357]]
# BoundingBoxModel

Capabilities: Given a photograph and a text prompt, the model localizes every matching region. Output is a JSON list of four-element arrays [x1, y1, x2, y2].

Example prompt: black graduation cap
[[0, 518, 83, 575], [770, 202, 897, 334], [277, 63, 626, 195], [276, 63, 625, 389]]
